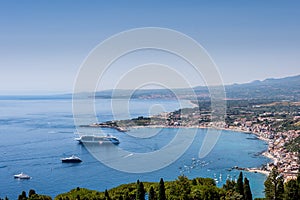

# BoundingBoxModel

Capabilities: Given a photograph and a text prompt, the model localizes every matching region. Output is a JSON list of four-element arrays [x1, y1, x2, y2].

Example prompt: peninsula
[[85, 75, 300, 180], [87, 100, 300, 180]]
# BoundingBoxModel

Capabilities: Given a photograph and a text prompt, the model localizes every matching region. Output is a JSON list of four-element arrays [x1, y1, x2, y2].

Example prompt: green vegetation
[[148, 186, 155, 200], [103, 99, 300, 138], [264, 167, 300, 200], [236, 172, 244, 197], [3, 172, 300, 200], [244, 178, 253, 200], [136, 180, 145, 200], [12, 189, 51, 200], [264, 167, 284, 200], [221, 172, 254, 200], [284, 179, 299, 200], [158, 178, 166, 200], [54, 175, 253, 200], [285, 136, 300, 153]]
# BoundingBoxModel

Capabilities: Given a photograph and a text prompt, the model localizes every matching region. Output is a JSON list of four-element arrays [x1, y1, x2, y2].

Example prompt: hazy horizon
[[0, 73, 299, 96]]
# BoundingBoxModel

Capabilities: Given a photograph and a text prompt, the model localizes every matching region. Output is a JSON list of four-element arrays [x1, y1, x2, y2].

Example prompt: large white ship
[[75, 134, 120, 145]]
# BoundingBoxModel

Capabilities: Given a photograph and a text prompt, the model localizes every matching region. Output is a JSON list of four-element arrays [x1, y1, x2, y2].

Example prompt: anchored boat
[[61, 155, 82, 163], [14, 172, 30, 179]]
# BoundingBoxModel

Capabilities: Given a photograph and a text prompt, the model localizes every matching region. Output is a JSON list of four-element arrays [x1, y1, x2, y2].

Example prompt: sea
[[0, 95, 270, 199]]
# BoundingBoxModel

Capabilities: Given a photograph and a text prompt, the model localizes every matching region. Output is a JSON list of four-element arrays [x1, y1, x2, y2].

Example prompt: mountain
[[225, 75, 300, 100], [93, 74, 300, 101]]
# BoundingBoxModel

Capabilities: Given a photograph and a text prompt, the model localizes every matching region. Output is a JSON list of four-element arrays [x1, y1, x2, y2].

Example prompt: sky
[[0, 0, 300, 94]]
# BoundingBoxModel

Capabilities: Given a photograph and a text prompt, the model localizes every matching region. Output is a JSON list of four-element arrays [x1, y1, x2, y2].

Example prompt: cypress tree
[[297, 171, 300, 198], [264, 167, 284, 200], [236, 172, 244, 198], [140, 181, 145, 200], [136, 180, 145, 200], [192, 178, 197, 186], [148, 186, 155, 200], [285, 179, 299, 200], [21, 191, 26, 198], [136, 180, 140, 200], [105, 189, 110, 200], [243, 177, 252, 200], [277, 178, 284, 200], [158, 178, 166, 200]]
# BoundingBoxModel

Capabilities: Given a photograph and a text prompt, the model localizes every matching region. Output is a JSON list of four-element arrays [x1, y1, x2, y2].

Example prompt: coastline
[[102, 123, 274, 177], [88, 101, 299, 181]]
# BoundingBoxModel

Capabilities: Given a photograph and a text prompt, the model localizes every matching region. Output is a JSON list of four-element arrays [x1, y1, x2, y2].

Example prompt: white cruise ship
[[75, 134, 120, 145]]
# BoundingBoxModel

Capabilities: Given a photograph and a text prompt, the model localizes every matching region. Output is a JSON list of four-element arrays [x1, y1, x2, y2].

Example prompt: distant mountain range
[[2, 75, 298, 101], [94, 74, 300, 101], [224, 74, 300, 100]]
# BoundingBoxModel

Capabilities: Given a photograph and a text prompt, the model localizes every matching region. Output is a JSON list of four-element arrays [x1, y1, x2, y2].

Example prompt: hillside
[[93, 74, 300, 101]]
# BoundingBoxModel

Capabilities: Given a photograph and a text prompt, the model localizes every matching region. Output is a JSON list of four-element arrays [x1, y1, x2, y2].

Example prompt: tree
[[124, 191, 130, 200], [173, 176, 191, 200], [284, 179, 299, 200], [158, 178, 166, 200], [277, 179, 284, 200], [264, 167, 284, 200], [148, 186, 155, 200], [192, 178, 197, 186], [104, 189, 110, 200], [28, 189, 36, 198], [136, 180, 145, 200], [236, 172, 244, 198], [201, 185, 220, 200], [297, 172, 300, 198], [223, 179, 236, 191], [18, 191, 27, 200], [244, 178, 252, 200]]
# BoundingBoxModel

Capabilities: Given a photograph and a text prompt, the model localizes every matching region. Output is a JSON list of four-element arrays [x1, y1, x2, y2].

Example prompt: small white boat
[[61, 155, 82, 163], [14, 172, 30, 179], [75, 134, 120, 145]]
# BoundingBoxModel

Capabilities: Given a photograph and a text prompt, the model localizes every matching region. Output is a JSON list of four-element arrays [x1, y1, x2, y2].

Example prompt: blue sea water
[[0, 96, 270, 199]]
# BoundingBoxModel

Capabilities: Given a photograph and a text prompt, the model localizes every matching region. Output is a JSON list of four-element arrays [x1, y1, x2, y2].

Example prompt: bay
[[0, 96, 269, 199]]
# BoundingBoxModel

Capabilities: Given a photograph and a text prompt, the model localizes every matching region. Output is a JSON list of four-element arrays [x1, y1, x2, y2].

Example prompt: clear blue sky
[[0, 0, 300, 94]]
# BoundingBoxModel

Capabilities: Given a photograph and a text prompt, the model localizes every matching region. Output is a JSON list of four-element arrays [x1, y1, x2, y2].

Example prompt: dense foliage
[[264, 167, 300, 200], [54, 175, 254, 200], [3, 172, 300, 200], [3, 189, 52, 200]]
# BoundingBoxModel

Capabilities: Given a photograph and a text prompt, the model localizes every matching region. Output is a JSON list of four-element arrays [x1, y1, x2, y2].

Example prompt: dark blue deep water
[[0, 96, 269, 199]]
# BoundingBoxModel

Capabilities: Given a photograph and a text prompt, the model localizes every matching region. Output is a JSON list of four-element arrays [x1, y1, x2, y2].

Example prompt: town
[[93, 100, 300, 181]]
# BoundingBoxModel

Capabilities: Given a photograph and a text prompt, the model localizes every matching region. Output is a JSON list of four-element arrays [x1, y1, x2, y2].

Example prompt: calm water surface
[[0, 96, 269, 199]]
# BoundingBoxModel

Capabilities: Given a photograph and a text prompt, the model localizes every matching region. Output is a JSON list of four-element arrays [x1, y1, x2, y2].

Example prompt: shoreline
[[92, 123, 274, 177]]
